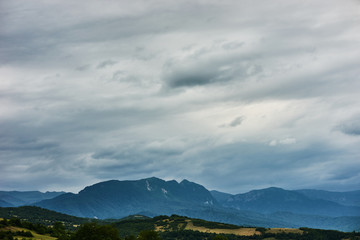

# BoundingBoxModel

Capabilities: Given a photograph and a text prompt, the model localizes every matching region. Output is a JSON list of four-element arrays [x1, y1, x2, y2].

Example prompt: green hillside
[[0, 206, 89, 229], [1, 206, 360, 240], [112, 215, 360, 240], [0, 218, 69, 240]]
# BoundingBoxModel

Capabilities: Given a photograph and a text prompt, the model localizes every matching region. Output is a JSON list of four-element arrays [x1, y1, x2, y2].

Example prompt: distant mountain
[[35, 177, 218, 219], [0, 191, 65, 207], [210, 190, 233, 203], [268, 211, 360, 232], [24, 177, 360, 231], [0, 199, 13, 207], [295, 189, 360, 207], [212, 187, 360, 217]]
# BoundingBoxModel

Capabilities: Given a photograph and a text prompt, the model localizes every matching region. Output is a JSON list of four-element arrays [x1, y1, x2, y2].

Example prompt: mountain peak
[[259, 187, 285, 192], [35, 177, 218, 219], [180, 179, 191, 184], [143, 176, 163, 181]]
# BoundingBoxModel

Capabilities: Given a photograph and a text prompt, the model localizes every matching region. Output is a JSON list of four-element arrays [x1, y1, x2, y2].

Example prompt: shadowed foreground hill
[[0, 206, 88, 228], [2, 211, 360, 240]]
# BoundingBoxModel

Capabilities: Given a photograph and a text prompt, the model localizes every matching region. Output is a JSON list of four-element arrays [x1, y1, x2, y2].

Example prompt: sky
[[1, 0, 360, 194]]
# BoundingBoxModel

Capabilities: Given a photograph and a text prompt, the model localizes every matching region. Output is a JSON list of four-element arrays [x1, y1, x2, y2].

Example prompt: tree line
[[1, 217, 360, 240]]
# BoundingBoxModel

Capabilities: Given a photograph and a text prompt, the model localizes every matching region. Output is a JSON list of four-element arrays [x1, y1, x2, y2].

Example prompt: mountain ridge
[[212, 187, 360, 217], [295, 189, 360, 207], [34, 177, 219, 219], [0, 191, 65, 207], [2, 177, 359, 231]]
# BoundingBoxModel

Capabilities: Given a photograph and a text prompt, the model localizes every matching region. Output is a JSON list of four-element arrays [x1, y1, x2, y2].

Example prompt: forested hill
[[1, 210, 360, 240], [0, 206, 88, 228]]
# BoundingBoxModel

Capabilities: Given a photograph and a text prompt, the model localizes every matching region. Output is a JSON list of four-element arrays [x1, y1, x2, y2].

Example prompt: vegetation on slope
[[0, 206, 88, 229], [0, 218, 69, 240], [1, 208, 360, 240]]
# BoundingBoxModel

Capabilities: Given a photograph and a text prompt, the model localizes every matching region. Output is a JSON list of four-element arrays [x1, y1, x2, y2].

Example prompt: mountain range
[[1, 177, 359, 231], [211, 187, 359, 217], [34, 177, 217, 219], [0, 190, 65, 207]]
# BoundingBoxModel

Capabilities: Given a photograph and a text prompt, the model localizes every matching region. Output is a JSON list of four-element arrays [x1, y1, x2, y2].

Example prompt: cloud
[[162, 45, 263, 89], [97, 60, 117, 69], [220, 116, 245, 128], [0, 0, 360, 193], [179, 140, 351, 193], [76, 64, 91, 71], [337, 118, 360, 136], [229, 116, 244, 127], [269, 138, 297, 146]]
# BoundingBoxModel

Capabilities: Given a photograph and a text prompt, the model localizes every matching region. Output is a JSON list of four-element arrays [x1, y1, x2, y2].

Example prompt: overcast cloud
[[1, 0, 360, 194]]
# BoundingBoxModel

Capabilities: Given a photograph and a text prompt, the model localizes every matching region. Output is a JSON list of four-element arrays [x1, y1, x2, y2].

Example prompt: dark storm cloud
[[164, 60, 261, 88], [163, 48, 263, 89]]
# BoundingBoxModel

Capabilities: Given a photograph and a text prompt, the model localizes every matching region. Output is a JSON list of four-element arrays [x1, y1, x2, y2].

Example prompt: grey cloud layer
[[163, 49, 262, 88], [337, 116, 360, 136], [1, 0, 360, 193]]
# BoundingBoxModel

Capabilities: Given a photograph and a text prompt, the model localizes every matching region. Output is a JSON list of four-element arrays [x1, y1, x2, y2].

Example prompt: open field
[[0, 226, 57, 240], [266, 228, 303, 234], [155, 218, 308, 237], [156, 218, 261, 236], [184, 220, 260, 236]]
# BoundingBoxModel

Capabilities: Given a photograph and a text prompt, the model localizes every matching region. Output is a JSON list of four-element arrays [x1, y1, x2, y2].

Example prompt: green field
[[0, 226, 57, 240]]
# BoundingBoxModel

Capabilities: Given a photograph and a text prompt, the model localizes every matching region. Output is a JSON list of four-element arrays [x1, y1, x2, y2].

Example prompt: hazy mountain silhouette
[[2, 177, 359, 231], [295, 189, 360, 207], [35, 177, 218, 219], [0, 191, 65, 207], [211, 187, 360, 217]]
